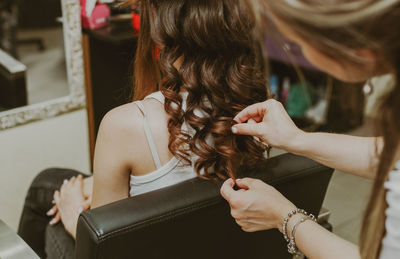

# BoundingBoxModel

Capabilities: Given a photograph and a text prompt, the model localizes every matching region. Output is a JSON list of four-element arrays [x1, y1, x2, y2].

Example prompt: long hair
[[246, 0, 400, 258], [130, 0, 270, 180]]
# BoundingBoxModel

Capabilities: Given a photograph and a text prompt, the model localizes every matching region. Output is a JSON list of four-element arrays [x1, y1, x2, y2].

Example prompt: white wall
[[0, 109, 90, 230]]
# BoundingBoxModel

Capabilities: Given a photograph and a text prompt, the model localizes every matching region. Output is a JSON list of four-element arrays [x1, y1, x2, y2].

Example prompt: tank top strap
[[134, 101, 162, 169]]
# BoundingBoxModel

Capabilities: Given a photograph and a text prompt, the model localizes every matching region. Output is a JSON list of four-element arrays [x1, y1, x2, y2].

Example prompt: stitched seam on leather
[[81, 213, 103, 237], [98, 197, 222, 241], [79, 215, 101, 258]]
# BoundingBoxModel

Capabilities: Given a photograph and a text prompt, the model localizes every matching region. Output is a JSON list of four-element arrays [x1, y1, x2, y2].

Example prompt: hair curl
[[132, 0, 270, 180]]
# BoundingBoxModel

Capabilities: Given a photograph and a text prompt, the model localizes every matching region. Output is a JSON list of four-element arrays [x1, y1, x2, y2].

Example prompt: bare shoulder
[[96, 102, 150, 168], [98, 102, 145, 138], [96, 98, 172, 175]]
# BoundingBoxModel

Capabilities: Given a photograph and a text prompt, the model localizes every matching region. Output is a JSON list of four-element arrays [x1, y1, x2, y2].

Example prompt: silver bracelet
[[287, 215, 317, 255], [282, 209, 316, 254], [282, 209, 308, 241]]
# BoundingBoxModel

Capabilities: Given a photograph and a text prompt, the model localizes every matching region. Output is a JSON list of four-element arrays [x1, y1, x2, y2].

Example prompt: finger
[[248, 119, 257, 124], [69, 176, 76, 185], [75, 175, 84, 188], [46, 205, 58, 216], [242, 226, 257, 233], [235, 219, 247, 227], [234, 102, 266, 123], [53, 191, 60, 204], [83, 176, 93, 198], [60, 179, 68, 193], [236, 178, 257, 190], [220, 178, 236, 201], [232, 122, 263, 137], [247, 120, 264, 143], [49, 213, 61, 225]]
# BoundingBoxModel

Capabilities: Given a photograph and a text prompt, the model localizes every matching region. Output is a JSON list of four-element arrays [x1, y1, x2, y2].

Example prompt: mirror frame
[[0, 0, 85, 130]]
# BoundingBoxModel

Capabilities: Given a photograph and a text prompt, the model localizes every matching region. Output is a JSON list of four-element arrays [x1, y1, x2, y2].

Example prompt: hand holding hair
[[220, 178, 296, 233], [232, 99, 304, 151]]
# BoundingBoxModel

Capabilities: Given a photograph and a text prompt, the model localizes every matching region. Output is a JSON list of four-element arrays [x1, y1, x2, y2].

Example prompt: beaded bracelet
[[282, 209, 317, 254]]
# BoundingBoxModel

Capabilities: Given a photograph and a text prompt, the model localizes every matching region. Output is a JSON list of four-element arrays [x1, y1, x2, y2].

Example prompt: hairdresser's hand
[[232, 99, 304, 150], [220, 178, 296, 232]]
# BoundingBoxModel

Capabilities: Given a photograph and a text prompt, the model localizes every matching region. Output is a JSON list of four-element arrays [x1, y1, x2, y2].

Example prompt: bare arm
[[232, 99, 381, 179], [91, 105, 144, 209], [48, 104, 148, 239], [287, 214, 359, 259], [221, 178, 360, 259], [288, 132, 382, 179]]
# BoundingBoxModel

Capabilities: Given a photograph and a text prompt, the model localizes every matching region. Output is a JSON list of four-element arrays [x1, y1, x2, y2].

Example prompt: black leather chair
[[76, 153, 333, 259]]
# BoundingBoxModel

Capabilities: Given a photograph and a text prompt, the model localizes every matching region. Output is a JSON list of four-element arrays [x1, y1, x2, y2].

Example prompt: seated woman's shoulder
[[98, 102, 146, 139]]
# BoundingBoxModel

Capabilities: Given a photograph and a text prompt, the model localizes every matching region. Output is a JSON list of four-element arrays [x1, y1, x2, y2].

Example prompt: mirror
[[0, 0, 85, 130]]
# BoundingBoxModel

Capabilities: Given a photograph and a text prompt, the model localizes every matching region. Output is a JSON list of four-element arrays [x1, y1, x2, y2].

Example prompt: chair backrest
[[76, 153, 333, 259]]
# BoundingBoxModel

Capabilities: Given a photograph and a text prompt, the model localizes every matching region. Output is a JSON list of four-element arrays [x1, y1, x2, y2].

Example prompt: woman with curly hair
[[17, 0, 270, 257]]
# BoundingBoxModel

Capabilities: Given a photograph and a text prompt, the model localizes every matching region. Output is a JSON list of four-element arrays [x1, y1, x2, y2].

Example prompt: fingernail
[[49, 219, 56, 225], [46, 209, 54, 216], [231, 126, 238, 134], [52, 200, 55, 204], [63, 179, 68, 184], [236, 178, 241, 182], [78, 207, 83, 214]]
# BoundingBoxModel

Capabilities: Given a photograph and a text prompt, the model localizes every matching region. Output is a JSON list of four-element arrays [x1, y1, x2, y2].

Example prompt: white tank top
[[129, 91, 198, 196]]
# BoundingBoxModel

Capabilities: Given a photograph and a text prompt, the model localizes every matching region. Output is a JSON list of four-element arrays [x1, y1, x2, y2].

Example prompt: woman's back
[[91, 0, 269, 209], [129, 91, 198, 196]]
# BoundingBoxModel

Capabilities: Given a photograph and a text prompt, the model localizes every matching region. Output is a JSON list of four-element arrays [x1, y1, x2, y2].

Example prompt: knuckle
[[231, 210, 240, 219]]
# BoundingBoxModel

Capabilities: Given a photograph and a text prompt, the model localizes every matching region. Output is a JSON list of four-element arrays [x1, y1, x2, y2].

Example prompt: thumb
[[220, 178, 236, 201], [236, 178, 257, 190], [232, 123, 262, 137], [75, 175, 84, 188]]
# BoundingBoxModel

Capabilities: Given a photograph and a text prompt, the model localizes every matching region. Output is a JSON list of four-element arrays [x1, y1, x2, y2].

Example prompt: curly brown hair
[[131, 0, 270, 181]]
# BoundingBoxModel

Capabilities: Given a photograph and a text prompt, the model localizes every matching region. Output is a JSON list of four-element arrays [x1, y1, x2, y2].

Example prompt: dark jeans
[[17, 168, 86, 259]]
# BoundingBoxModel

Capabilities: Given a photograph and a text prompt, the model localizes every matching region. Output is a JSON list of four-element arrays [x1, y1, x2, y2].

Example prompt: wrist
[[284, 130, 308, 155], [65, 221, 77, 240], [276, 204, 297, 233], [284, 214, 303, 235]]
